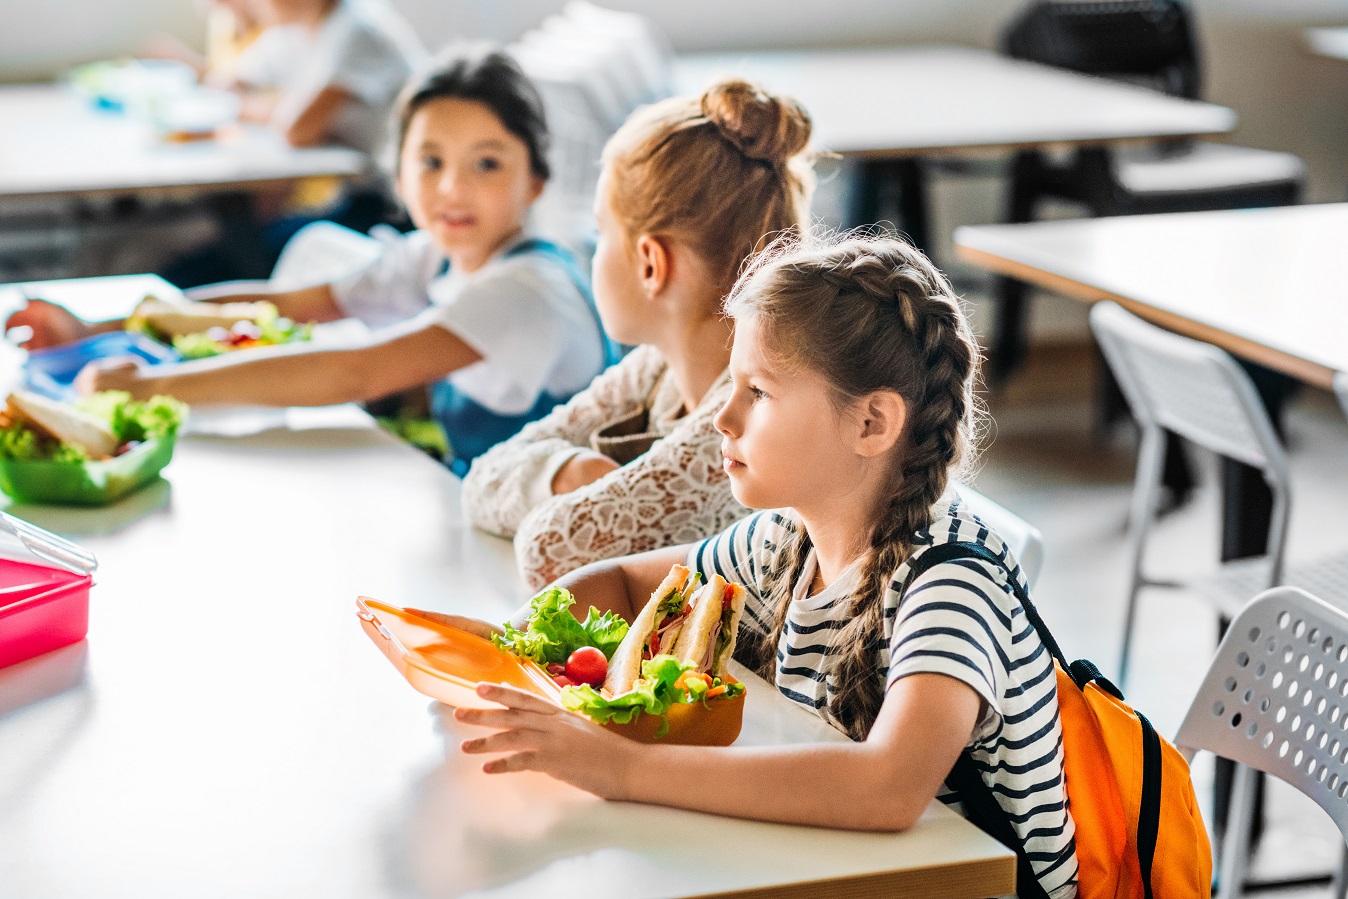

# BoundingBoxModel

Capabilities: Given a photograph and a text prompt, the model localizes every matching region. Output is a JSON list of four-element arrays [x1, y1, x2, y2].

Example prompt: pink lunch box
[[0, 514, 97, 670]]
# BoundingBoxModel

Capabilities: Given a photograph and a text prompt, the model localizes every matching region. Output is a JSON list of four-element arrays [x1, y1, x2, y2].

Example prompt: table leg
[[846, 159, 930, 253]]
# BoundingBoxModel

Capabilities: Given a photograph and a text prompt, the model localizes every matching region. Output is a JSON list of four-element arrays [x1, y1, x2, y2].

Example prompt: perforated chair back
[[1001, 0, 1201, 98], [953, 484, 1046, 589], [1176, 586, 1348, 899], [1090, 302, 1289, 477], [269, 221, 381, 291]]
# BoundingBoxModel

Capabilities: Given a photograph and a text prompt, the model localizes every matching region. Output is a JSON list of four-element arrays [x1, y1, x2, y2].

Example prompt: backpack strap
[[902, 539, 1162, 899]]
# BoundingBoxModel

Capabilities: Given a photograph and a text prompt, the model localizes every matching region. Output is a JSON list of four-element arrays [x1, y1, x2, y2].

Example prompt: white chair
[[1176, 587, 1348, 899], [954, 483, 1046, 589], [1090, 301, 1292, 685]]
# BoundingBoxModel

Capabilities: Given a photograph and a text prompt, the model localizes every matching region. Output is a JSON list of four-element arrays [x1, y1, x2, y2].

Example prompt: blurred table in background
[[675, 45, 1236, 248], [0, 84, 366, 284], [954, 202, 1348, 561]]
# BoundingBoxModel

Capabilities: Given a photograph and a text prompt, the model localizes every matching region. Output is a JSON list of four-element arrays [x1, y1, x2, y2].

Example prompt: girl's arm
[[77, 320, 481, 407], [458, 669, 982, 832], [461, 348, 664, 539], [181, 283, 346, 324], [511, 377, 738, 589], [5, 286, 345, 352], [280, 85, 351, 148]]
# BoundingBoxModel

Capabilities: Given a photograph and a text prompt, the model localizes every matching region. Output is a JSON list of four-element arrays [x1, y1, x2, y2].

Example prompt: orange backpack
[[907, 543, 1212, 899]]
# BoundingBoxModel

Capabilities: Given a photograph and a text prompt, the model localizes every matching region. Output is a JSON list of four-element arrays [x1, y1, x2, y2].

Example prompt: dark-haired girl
[[10, 45, 606, 471]]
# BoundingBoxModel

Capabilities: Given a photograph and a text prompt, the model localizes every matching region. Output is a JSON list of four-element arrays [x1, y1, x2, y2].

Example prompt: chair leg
[[1119, 423, 1165, 687], [1217, 762, 1259, 899]]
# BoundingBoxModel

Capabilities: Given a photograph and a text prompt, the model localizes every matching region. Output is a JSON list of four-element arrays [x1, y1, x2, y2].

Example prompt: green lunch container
[[0, 435, 177, 506]]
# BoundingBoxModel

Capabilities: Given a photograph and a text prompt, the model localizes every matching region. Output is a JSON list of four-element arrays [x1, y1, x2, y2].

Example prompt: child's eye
[[420, 155, 442, 172], [749, 385, 768, 401], [475, 156, 502, 173]]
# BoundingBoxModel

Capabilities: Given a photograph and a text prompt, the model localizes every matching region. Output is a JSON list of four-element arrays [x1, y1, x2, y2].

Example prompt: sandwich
[[558, 564, 746, 735], [4, 391, 118, 459], [671, 574, 746, 679], [602, 565, 697, 695], [129, 298, 278, 339]]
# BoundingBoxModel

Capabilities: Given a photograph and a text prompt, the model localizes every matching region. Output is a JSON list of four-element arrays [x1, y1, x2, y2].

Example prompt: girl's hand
[[456, 683, 639, 799], [551, 450, 620, 495], [75, 358, 145, 396], [404, 608, 505, 641], [5, 299, 94, 350]]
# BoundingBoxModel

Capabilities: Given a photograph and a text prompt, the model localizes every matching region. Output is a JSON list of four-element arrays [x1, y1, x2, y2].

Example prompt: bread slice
[[7, 391, 118, 459], [133, 298, 274, 338], [603, 564, 689, 695], [671, 575, 727, 670], [710, 583, 746, 677]]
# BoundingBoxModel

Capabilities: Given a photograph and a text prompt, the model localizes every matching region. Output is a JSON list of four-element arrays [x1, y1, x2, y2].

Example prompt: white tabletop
[[674, 45, 1236, 158], [0, 278, 1014, 899], [0, 84, 366, 202], [1307, 27, 1348, 61], [953, 203, 1348, 388]]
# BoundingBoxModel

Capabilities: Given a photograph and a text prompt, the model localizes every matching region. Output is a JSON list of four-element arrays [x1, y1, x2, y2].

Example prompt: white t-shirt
[[687, 492, 1078, 899], [235, 0, 423, 155], [330, 230, 605, 416]]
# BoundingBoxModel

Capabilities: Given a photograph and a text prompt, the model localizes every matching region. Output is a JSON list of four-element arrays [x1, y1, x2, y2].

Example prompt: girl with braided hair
[[449, 235, 1077, 897]]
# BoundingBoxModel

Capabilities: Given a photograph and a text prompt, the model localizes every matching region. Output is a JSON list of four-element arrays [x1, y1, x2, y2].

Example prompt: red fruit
[[564, 646, 608, 687], [551, 674, 575, 687]]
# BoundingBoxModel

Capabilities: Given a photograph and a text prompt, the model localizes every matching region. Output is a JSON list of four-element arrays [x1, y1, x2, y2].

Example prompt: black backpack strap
[[906, 540, 1163, 899], [904, 541, 1060, 899], [948, 754, 1054, 899]]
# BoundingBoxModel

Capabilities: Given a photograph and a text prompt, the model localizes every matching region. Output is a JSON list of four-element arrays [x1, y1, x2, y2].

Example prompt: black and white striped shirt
[[688, 491, 1078, 899]]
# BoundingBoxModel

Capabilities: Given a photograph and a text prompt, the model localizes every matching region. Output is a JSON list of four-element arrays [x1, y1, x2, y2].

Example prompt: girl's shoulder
[[889, 490, 1028, 605]]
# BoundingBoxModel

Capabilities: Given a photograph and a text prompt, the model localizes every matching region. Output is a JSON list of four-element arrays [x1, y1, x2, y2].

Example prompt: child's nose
[[712, 398, 737, 438]]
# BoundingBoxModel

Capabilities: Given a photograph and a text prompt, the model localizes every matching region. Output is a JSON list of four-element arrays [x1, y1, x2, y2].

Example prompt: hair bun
[[701, 78, 812, 166]]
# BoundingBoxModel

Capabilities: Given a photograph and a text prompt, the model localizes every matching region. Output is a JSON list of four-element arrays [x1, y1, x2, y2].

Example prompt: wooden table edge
[[680, 853, 1017, 899], [953, 241, 1337, 390]]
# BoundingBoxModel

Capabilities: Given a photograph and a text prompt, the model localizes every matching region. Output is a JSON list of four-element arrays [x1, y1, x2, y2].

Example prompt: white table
[[954, 203, 1348, 391], [0, 280, 1015, 898], [0, 84, 365, 202], [675, 45, 1236, 248]]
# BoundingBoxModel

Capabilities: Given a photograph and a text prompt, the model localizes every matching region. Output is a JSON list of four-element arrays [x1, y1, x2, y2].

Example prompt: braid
[[726, 235, 979, 741]]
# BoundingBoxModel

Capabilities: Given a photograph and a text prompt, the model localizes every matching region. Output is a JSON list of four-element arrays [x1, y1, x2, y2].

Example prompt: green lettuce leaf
[[0, 392, 185, 462], [560, 654, 696, 735], [491, 587, 629, 665]]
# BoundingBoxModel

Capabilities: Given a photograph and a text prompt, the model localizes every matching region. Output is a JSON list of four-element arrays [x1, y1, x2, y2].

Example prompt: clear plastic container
[[0, 513, 97, 670], [357, 598, 744, 746]]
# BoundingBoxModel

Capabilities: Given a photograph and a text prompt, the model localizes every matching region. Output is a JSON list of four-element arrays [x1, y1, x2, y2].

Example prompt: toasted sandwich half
[[6, 391, 118, 459]]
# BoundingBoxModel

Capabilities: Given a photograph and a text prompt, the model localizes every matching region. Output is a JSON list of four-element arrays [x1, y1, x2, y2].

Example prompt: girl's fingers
[[475, 682, 562, 714], [482, 751, 540, 775], [454, 705, 551, 731], [460, 728, 536, 755]]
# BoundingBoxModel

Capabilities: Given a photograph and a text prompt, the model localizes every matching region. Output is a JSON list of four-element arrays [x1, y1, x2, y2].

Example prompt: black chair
[[991, 0, 1306, 384]]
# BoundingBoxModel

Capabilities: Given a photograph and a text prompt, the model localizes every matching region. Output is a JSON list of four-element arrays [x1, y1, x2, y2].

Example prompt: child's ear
[[527, 175, 546, 204], [854, 390, 906, 458], [634, 234, 670, 297]]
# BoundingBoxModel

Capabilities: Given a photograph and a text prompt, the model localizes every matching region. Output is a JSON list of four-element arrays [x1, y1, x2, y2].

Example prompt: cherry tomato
[[564, 646, 608, 687]]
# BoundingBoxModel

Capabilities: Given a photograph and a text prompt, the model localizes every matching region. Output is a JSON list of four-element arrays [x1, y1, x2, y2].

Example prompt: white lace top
[[462, 345, 746, 589]]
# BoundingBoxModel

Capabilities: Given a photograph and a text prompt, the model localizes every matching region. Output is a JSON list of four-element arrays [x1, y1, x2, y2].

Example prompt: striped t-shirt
[[687, 491, 1078, 899]]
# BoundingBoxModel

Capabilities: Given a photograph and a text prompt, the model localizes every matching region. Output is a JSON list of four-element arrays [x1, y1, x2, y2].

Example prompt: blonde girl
[[10, 46, 606, 473], [463, 78, 814, 589], [447, 237, 1078, 898]]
